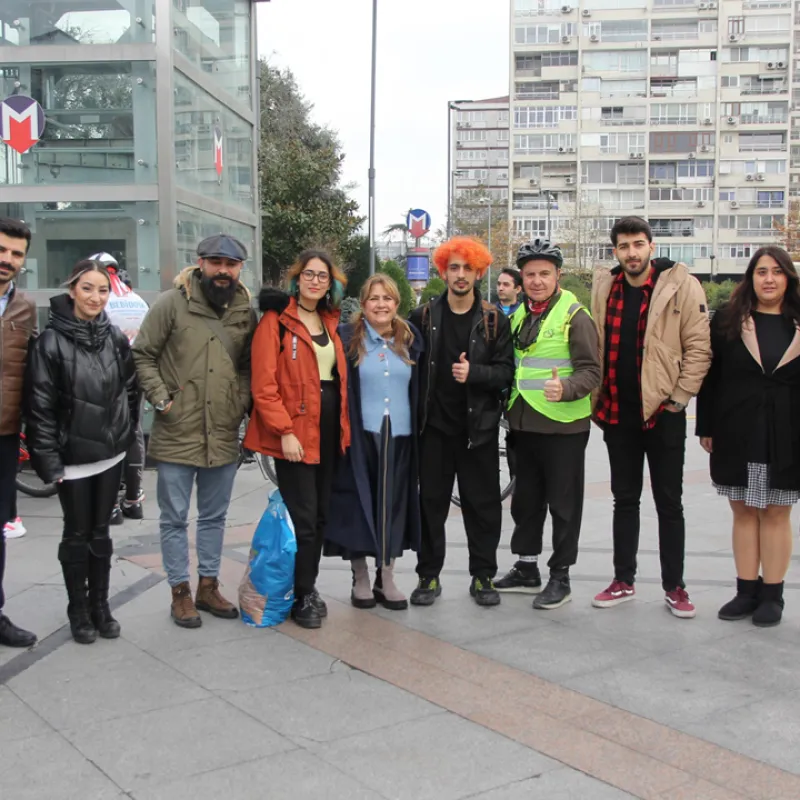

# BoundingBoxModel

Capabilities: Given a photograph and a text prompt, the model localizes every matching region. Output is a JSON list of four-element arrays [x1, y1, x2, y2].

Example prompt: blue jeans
[[157, 461, 238, 587]]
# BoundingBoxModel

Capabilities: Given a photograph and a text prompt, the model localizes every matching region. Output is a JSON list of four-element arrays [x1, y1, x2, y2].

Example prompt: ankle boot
[[752, 581, 784, 627], [718, 577, 761, 621], [351, 558, 376, 609], [59, 541, 97, 645], [373, 560, 408, 610], [88, 540, 121, 639]]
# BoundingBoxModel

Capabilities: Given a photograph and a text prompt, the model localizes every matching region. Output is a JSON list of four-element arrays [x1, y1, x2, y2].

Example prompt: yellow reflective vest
[[509, 289, 592, 423]]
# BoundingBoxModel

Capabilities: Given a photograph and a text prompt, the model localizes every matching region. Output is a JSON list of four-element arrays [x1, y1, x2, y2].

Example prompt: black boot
[[718, 577, 761, 621], [533, 572, 572, 610], [59, 541, 97, 645], [88, 539, 121, 639], [752, 581, 784, 628]]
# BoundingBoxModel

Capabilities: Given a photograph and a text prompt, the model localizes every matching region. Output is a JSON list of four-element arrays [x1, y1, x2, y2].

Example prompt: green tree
[[701, 279, 738, 311], [258, 61, 364, 284], [560, 272, 592, 307], [340, 234, 378, 300], [420, 276, 446, 304], [378, 260, 414, 318]]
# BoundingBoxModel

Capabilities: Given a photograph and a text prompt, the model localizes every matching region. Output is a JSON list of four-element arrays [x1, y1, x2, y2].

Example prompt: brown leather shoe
[[171, 582, 202, 629], [195, 576, 239, 619]]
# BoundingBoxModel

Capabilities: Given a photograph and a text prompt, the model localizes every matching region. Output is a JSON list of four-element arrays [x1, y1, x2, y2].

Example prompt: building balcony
[[737, 228, 778, 236], [650, 117, 698, 126], [599, 118, 647, 126], [734, 114, 789, 124], [739, 143, 788, 151], [744, 0, 790, 7], [650, 87, 697, 98], [514, 91, 561, 101], [514, 69, 543, 79], [740, 87, 789, 96], [651, 227, 695, 237]]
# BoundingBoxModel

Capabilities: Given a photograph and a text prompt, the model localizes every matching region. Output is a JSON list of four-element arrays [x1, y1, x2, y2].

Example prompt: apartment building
[[508, 0, 796, 277], [449, 96, 511, 228]]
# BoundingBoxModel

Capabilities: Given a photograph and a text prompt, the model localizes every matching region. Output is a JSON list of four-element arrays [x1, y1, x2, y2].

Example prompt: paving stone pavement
[[2, 423, 799, 799]]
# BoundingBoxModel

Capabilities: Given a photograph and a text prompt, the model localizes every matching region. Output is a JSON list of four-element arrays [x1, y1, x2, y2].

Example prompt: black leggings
[[57, 461, 124, 563]]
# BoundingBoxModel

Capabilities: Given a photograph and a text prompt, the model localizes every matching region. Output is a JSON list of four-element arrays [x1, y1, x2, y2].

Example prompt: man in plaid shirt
[[590, 217, 711, 618]]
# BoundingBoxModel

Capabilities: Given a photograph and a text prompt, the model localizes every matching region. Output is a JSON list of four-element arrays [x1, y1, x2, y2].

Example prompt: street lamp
[[544, 191, 555, 241], [450, 169, 468, 232], [480, 196, 493, 303], [447, 99, 471, 239], [368, 0, 378, 274]]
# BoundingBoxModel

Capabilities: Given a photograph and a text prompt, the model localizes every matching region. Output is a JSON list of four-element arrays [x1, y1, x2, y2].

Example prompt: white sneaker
[[3, 517, 27, 539]]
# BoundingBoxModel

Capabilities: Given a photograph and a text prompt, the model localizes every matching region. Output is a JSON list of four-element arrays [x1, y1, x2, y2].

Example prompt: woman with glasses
[[244, 250, 350, 629]]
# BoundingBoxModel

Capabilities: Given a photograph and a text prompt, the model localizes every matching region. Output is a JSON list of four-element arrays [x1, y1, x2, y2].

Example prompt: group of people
[[0, 212, 797, 649]]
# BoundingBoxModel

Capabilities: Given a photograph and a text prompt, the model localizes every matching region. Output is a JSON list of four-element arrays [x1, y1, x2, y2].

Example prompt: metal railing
[[600, 118, 647, 125], [738, 114, 789, 123], [739, 142, 787, 151], [651, 31, 699, 41], [650, 117, 698, 125]]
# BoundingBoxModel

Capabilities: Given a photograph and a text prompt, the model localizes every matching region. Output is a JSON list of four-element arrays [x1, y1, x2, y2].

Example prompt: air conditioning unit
[[700, 145, 710, 152], [582, 8, 591, 16], [709, 1, 717, 7], [630, 151, 638, 158], [456, 143, 464, 148], [688, 152, 697, 159], [653, 35, 662, 41], [529, 179, 539, 186], [558, 146, 566, 153], [561, 5, 572, 12], [746, 174, 755, 181], [565, 176, 575, 184], [767, 63, 775, 70], [704, 118, 713, 125], [567, 147, 577, 153], [729, 34, 739, 42], [697, 201, 706, 207], [562, 35, 571, 43], [756, 173, 765, 181], [727, 116, 738, 125], [590, 34, 599, 42], [777, 61, 786, 69], [637, 153, 645, 159], [463, 122, 472, 127], [730, 200, 739, 208], [699, 2, 708, 8]]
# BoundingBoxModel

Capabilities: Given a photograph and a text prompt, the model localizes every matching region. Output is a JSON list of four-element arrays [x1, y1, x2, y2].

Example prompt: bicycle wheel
[[16, 463, 58, 498], [451, 419, 514, 508], [258, 454, 278, 486]]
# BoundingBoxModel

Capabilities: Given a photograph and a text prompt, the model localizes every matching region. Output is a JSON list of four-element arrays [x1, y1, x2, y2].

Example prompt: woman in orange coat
[[244, 250, 350, 629]]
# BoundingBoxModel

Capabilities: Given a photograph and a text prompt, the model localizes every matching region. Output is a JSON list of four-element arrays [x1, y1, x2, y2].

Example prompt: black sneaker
[[410, 576, 442, 606], [291, 595, 322, 629], [309, 589, 328, 618], [533, 575, 572, 610], [121, 490, 145, 520], [494, 563, 542, 594], [470, 576, 501, 607], [109, 506, 123, 526]]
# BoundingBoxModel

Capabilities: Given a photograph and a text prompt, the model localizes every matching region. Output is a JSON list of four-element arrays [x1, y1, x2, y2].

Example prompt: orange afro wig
[[432, 236, 493, 279]]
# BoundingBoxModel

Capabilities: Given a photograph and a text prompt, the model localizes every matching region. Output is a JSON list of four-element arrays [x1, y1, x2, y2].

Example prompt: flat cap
[[197, 234, 248, 262]]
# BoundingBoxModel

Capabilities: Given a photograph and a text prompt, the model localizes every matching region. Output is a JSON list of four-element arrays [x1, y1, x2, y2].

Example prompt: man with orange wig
[[408, 236, 514, 607]]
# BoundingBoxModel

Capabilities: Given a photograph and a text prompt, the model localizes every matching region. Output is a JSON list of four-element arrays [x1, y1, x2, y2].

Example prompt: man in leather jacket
[[408, 236, 514, 607], [0, 218, 37, 648]]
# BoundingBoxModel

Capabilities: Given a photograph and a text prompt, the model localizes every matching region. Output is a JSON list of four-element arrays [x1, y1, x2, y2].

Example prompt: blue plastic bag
[[239, 488, 297, 627]]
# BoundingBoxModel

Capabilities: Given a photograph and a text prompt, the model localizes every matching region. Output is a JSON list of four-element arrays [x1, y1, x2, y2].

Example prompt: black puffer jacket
[[26, 294, 139, 483], [409, 289, 514, 448]]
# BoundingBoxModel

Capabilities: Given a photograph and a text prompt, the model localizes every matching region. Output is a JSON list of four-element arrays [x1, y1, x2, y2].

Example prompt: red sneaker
[[592, 580, 635, 608], [665, 587, 696, 619]]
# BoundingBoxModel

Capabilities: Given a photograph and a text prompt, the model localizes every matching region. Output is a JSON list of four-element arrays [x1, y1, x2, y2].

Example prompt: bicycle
[[16, 432, 59, 498], [237, 417, 278, 485], [451, 418, 516, 507]]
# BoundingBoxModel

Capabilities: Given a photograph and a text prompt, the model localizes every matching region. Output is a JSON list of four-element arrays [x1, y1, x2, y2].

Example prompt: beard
[[201, 273, 238, 308], [0, 261, 17, 285], [619, 257, 649, 278], [449, 281, 473, 297]]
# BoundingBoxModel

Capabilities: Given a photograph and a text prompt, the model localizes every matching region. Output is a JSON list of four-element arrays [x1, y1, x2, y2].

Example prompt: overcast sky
[[256, 0, 509, 237]]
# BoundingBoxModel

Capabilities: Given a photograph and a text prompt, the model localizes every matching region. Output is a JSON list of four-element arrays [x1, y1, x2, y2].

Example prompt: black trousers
[[417, 426, 501, 579], [0, 433, 19, 611], [57, 461, 125, 563], [602, 410, 686, 591], [124, 395, 145, 501], [509, 430, 590, 575], [274, 382, 339, 598]]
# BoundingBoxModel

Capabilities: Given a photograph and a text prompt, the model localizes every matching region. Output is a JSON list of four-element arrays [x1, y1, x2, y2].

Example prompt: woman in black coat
[[26, 259, 138, 644], [696, 245, 800, 627], [325, 274, 423, 610]]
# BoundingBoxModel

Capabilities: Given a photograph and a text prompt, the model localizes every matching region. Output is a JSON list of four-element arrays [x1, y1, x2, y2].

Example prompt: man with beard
[[591, 217, 710, 619], [0, 218, 37, 648], [133, 235, 256, 628], [408, 237, 514, 607]]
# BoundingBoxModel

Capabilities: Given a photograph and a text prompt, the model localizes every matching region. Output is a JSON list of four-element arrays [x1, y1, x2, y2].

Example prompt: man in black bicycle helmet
[[494, 238, 601, 610]]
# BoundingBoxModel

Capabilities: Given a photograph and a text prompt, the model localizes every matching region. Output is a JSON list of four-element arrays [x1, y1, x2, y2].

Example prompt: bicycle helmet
[[516, 239, 563, 270], [88, 251, 119, 270]]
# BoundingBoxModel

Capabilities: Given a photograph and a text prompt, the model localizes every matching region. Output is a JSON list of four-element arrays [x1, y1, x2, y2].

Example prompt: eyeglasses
[[300, 269, 330, 284]]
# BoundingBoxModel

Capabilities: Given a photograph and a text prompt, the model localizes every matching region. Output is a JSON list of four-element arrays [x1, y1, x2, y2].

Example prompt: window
[[588, 20, 648, 42], [739, 132, 786, 151], [514, 164, 542, 180], [456, 149, 488, 161], [541, 51, 579, 67], [757, 190, 785, 207], [457, 110, 486, 123], [516, 81, 560, 100], [499, 110, 509, 121], [745, 15, 790, 34], [738, 214, 781, 231], [581, 162, 618, 184], [497, 130, 510, 141], [514, 106, 577, 128], [599, 132, 646, 153], [650, 132, 715, 153], [515, 24, 574, 44], [655, 244, 710, 264], [458, 130, 488, 142], [651, 103, 698, 124], [650, 219, 695, 236], [677, 159, 715, 178], [650, 162, 677, 180], [649, 187, 715, 201], [583, 51, 647, 73], [514, 134, 576, 153]]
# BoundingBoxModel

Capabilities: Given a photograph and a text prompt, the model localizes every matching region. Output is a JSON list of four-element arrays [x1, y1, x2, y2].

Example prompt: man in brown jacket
[[0, 218, 38, 647], [590, 216, 711, 619]]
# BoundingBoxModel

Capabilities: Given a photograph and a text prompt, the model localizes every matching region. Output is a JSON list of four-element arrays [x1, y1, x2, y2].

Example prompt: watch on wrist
[[155, 399, 170, 412], [668, 399, 686, 411]]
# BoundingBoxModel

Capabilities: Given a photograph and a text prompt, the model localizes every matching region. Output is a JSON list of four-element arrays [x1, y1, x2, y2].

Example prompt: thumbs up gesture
[[544, 366, 563, 402], [452, 352, 470, 384]]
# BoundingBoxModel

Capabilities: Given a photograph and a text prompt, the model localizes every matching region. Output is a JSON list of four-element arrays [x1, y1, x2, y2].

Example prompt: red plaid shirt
[[595, 267, 663, 429]]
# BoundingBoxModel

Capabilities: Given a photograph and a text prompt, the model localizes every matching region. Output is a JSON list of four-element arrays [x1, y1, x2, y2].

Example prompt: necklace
[[297, 301, 318, 313]]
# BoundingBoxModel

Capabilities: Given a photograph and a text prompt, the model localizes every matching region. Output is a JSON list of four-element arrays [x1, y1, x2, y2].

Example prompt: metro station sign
[[0, 95, 46, 154]]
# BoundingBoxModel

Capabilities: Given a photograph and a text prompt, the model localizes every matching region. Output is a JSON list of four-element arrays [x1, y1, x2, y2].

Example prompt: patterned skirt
[[714, 463, 800, 509]]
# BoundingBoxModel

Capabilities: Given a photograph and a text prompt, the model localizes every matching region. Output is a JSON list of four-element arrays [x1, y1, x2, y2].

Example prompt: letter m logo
[[0, 95, 45, 155]]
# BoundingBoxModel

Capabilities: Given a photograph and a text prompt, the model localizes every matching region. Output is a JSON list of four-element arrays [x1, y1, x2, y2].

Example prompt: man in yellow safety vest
[[494, 239, 601, 609]]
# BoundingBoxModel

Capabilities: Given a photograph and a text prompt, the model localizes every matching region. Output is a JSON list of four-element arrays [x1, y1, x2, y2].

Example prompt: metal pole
[[368, 0, 378, 275], [447, 103, 452, 239], [487, 200, 493, 303], [546, 193, 551, 241]]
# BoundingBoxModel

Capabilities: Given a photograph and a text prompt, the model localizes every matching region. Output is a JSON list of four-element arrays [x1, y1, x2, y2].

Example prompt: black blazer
[[696, 310, 800, 491]]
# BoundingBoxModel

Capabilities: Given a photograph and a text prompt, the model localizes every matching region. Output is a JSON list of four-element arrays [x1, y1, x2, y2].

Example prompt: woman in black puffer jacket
[[26, 259, 139, 644]]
